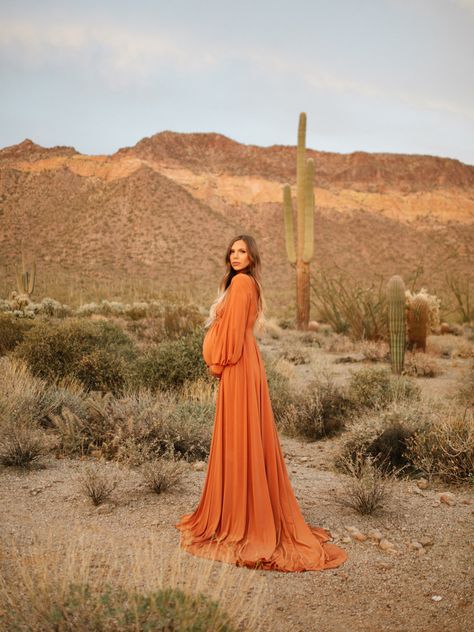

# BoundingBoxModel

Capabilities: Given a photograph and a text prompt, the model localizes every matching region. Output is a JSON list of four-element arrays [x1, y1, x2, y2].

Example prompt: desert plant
[[334, 400, 427, 477], [348, 366, 420, 411], [405, 404, 474, 483], [387, 275, 406, 374], [404, 351, 442, 377], [455, 358, 474, 408], [264, 358, 295, 429], [141, 455, 185, 494], [279, 373, 353, 440], [0, 420, 53, 468], [445, 272, 473, 323], [407, 293, 430, 352], [130, 326, 206, 391], [78, 463, 117, 505], [15, 251, 36, 298], [282, 112, 315, 330], [334, 451, 395, 515], [0, 357, 61, 428], [13, 318, 137, 392], [311, 269, 388, 341], [0, 313, 35, 355]]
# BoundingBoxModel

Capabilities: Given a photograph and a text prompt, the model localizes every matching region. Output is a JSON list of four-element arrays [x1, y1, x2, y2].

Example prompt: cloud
[[0, 19, 218, 87]]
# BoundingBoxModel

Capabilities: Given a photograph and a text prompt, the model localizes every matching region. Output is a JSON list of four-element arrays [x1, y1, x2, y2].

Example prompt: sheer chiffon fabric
[[175, 272, 348, 572]]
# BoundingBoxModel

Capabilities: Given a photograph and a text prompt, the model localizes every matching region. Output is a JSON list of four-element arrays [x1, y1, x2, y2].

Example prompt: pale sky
[[1, 0, 473, 165]]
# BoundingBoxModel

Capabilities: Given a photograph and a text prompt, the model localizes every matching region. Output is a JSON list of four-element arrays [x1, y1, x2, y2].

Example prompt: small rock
[[439, 492, 456, 506], [342, 536, 352, 544], [379, 539, 396, 551], [193, 461, 206, 472], [299, 457, 309, 462], [419, 536, 434, 547], [409, 540, 423, 550], [431, 595, 443, 602], [345, 525, 360, 534], [353, 532, 368, 542], [417, 548, 427, 556], [416, 478, 429, 490], [368, 529, 383, 542], [413, 486, 426, 496]]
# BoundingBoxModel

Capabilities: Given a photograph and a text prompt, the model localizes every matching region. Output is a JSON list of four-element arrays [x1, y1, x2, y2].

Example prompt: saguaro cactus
[[407, 294, 429, 352], [283, 112, 315, 329], [16, 252, 36, 298], [387, 275, 406, 374]]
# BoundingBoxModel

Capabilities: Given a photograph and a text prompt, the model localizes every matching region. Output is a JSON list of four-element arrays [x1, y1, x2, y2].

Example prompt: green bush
[[348, 366, 420, 410], [12, 318, 137, 393], [131, 326, 206, 391], [279, 374, 354, 440], [0, 313, 35, 355], [7, 582, 237, 632]]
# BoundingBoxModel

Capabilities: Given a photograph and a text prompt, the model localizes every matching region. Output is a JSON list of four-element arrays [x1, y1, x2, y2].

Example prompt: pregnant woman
[[175, 234, 348, 572]]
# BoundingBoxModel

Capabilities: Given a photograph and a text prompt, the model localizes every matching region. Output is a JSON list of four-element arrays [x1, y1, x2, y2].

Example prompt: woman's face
[[229, 239, 251, 272]]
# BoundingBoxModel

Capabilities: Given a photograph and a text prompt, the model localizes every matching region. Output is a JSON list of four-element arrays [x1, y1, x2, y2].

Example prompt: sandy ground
[[1, 342, 473, 632], [1, 433, 473, 632]]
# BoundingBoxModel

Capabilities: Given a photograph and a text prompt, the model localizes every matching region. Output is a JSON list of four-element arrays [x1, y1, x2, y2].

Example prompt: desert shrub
[[356, 339, 389, 362], [141, 456, 185, 494], [278, 341, 311, 365], [348, 366, 420, 410], [0, 357, 61, 428], [326, 333, 356, 354], [0, 419, 53, 468], [78, 462, 118, 505], [455, 358, 474, 407], [264, 359, 296, 428], [279, 373, 354, 440], [334, 400, 430, 476], [12, 318, 137, 393], [50, 388, 214, 463], [130, 326, 206, 391], [404, 350, 442, 377], [311, 269, 388, 341], [334, 451, 394, 515], [405, 404, 474, 483], [73, 348, 128, 393], [0, 313, 35, 355], [4, 581, 237, 632]]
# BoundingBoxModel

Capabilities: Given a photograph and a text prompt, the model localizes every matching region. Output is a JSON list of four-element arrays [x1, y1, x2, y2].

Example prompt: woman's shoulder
[[230, 273, 256, 290]]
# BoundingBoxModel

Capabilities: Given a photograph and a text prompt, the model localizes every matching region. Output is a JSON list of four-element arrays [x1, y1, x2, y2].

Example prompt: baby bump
[[202, 325, 217, 365]]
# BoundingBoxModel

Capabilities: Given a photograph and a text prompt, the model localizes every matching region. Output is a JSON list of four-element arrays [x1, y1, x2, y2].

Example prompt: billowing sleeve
[[204, 274, 253, 377]]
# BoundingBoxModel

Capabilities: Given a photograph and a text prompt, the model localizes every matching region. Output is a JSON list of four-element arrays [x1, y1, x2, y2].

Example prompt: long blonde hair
[[204, 234, 267, 334]]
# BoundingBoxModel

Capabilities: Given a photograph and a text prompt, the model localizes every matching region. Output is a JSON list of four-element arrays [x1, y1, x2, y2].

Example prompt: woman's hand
[[207, 364, 223, 378]]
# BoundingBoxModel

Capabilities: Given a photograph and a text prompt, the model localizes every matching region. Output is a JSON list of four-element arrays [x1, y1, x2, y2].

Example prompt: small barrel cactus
[[387, 275, 407, 374]]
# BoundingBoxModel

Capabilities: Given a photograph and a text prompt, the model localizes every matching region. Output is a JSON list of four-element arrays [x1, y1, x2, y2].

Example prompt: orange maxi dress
[[175, 272, 348, 572]]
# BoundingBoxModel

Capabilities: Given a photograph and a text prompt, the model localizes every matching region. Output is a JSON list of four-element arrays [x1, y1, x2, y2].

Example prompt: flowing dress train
[[175, 272, 348, 572]]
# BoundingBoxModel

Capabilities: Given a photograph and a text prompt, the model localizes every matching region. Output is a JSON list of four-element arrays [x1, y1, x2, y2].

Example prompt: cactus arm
[[283, 184, 296, 264], [303, 158, 314, 263]]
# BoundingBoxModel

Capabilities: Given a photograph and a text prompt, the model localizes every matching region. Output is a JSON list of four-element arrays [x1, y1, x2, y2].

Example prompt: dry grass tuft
[[405, 403, 474, 484], [78, 462, 118, 506], [0, 524, 270, 631], [334, 451, 396, 515], [141, 456, 186, 494], [403, 351, 442, 377]]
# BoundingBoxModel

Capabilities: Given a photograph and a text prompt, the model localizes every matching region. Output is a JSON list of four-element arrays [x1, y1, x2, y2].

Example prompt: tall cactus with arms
[[283, 112, 315, 329]]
